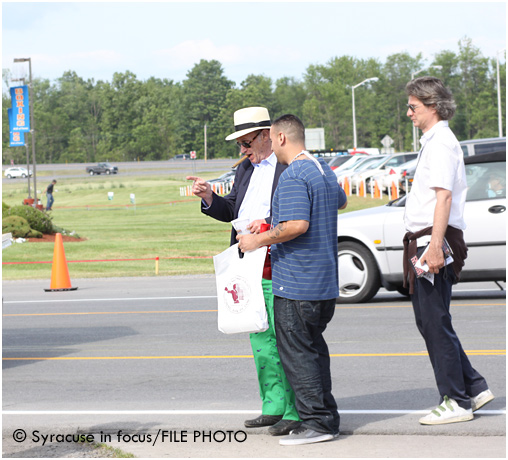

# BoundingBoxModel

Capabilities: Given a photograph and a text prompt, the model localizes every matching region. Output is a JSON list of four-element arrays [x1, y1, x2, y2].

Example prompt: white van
[[460, 137, 506, 157]]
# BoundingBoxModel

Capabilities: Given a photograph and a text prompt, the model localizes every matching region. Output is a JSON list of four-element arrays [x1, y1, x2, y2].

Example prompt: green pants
[[249, 278, 300, 420]]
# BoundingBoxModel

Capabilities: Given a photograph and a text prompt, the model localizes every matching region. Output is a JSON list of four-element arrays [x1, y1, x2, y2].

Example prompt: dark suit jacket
[[202, 158, 288, 245]]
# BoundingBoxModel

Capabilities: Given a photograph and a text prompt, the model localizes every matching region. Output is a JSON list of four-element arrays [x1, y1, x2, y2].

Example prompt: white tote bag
[[213, 243, 269, 334]]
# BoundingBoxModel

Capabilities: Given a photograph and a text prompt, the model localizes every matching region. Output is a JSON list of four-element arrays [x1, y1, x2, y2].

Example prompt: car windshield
[[355, 156, 387, 172], [336, 155, 367, 171], [398, 158, 418, 170], [328, 155, 352, 167]]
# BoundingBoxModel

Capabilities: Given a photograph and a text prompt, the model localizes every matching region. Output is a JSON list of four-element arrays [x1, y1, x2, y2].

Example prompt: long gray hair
[[406, 76, 456, 120]]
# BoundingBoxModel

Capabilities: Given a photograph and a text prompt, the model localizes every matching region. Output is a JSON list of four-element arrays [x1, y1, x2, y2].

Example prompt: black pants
[[411, 266, 488, 409], [274, 296, 339, 434]]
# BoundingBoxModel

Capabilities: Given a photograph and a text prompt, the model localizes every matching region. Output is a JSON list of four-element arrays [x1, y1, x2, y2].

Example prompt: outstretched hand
[[186, 176, 213, 205]]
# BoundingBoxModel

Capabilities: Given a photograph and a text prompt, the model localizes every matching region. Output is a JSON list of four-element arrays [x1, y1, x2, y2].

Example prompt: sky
[[2, 1, 506, 87]]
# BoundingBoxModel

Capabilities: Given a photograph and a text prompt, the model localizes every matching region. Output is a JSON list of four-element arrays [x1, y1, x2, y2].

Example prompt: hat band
[[234, 120, 271, 132]]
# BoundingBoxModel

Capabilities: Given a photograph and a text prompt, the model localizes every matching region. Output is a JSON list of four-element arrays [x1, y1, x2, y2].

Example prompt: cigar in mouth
[[232, 155, 248, 168]]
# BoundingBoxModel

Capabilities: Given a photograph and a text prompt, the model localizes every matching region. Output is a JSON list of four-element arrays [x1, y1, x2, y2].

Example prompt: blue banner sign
[[9, 85, 30, 131], [8, 108, 25, 146]]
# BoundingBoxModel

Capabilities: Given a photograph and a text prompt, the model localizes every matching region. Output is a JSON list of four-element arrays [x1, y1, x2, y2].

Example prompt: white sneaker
[[471, 389, 495, 412], [419, 395, 473, 425]]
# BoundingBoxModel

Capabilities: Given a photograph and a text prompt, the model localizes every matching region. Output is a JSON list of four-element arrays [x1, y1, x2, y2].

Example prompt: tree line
[[2, 37, 505, 165]]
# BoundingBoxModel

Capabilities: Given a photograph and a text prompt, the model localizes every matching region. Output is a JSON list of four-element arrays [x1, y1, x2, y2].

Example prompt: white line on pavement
[[3, 410, 505, 415]]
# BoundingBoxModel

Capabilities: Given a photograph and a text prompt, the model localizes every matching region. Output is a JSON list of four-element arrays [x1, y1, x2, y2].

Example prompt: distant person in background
[[46, 180, 57, 211]]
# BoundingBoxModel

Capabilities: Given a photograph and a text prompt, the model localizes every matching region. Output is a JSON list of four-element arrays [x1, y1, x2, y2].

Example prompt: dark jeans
[[274, 296, 339, 434], [46, 192, 54, 211], [411, 265, 488, 410]]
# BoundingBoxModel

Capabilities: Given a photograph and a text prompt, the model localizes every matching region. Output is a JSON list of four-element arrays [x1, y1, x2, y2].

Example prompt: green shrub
[[2, 201, 10, 214], [2, 215, 32, 238], [6, 205, 54, 234]]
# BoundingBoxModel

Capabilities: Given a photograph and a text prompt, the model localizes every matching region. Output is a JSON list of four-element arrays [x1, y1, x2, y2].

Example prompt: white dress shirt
[[404, 120, 467, 232], [238, 152, 277, 223]]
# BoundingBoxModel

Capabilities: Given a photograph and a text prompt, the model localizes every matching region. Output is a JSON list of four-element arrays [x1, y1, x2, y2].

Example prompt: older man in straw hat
[[187, 107, 300, 436]]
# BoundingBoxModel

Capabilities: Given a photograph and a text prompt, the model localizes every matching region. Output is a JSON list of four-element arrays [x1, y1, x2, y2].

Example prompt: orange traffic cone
[[44, 233, 78, 292], [391, 181, 398, 199], [373, 180, 380, 199], [359, 180, 365, 197], [343, 177, 350, 195]]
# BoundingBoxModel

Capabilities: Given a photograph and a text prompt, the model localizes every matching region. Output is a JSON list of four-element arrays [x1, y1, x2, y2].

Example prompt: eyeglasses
[[406, 103, 423, 113], [237, 130, 261, 149]]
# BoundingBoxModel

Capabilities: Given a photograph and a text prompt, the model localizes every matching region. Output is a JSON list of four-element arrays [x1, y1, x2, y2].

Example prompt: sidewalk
[[3, 431, 506, 458], [3, 413, 506, 459]]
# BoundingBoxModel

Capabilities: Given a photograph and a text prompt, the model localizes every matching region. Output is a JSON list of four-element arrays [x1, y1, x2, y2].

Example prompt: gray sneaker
[[279, 426, 333, 446]]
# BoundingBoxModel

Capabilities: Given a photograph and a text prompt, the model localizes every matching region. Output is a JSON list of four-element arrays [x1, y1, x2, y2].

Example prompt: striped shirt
[[271, 157, 343, 300]]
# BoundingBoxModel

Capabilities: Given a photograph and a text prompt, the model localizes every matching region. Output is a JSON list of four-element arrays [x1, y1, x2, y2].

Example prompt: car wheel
[[7, 174, 12, 179], [89, 171, 94, 176], [337, 241, 381, 303], [21, 174, 26, 178], [106, 170, 111, 175]]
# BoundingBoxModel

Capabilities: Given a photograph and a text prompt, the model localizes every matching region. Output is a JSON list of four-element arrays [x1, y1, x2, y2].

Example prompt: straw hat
[[225, 107, 271, 141]]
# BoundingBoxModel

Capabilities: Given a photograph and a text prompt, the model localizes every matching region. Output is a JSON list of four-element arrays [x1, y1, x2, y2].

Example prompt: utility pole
[[204, 124, 208, 162]]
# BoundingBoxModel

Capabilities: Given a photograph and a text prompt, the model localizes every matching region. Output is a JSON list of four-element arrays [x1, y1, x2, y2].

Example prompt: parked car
[[336, 155, 388, 185], [381, 157, 418, 192], [398, 160, 418, 194], [336, 150, 506, 303], [334, 154, 374, 182], [350, 153, 418, 192], [207, 168, 236, 184], [4, 167, 33, 179], [460, 137, 506, 157], [86, 162, 118, 175], [326, 155, 356, 171], [170, 154, 190, 160]]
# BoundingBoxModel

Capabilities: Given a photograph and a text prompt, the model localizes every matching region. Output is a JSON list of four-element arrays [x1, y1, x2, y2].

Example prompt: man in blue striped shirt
[[238, 114, 347, 446]]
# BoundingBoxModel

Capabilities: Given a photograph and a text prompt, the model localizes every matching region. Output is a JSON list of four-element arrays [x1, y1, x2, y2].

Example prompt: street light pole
[[410, 66, 443, 151], [352, 77, 379, 150], [14, 58, 37, 206], [496, 49, 505, 138]]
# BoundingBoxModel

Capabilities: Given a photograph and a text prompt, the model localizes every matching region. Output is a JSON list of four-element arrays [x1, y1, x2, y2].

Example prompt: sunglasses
[[406, 103, 423, 113], [237, 130, 261, 149]]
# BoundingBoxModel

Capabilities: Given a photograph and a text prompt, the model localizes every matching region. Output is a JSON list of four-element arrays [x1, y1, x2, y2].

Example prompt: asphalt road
[[2, 159, 238, 184], [2, 276, 506, 457]]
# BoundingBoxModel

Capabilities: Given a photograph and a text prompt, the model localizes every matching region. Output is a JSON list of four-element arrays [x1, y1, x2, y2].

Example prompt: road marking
[[3, 350, 505, 361], [3, 296, 217, 304], [2, 409, 505, 415], [3, 303, 505, 317], [3, 309, 217, 317]]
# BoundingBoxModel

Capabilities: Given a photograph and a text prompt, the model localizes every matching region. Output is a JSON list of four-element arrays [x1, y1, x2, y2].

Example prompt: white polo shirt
[[404, 120, 467, 233], [238, 152, 277, 223]]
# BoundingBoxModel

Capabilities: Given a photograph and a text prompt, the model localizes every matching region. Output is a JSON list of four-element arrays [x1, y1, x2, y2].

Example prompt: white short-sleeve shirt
[[404, 120, 467, 233]]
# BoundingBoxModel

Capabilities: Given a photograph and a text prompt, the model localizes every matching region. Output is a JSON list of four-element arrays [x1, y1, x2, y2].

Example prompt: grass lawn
[[2, 173, 390, 280]]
